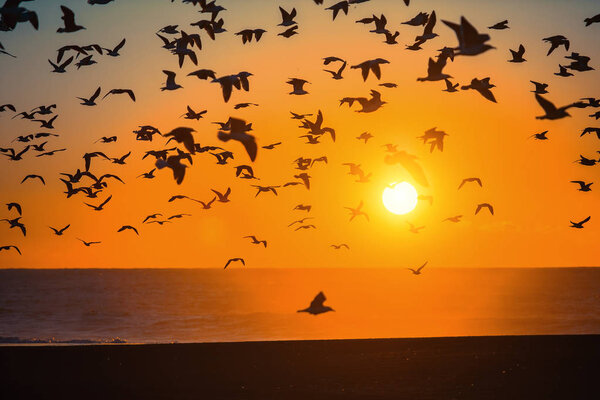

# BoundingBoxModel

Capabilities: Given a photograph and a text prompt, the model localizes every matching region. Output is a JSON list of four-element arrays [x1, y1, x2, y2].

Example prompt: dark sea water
[[0, 268, 598, 344]]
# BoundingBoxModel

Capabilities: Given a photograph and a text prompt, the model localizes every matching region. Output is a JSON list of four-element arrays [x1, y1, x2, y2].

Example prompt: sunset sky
[[1, 0, 599, 269]]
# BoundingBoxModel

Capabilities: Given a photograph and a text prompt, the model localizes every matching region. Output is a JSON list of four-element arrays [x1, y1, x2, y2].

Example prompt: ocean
[[0, 268, 598, 344]]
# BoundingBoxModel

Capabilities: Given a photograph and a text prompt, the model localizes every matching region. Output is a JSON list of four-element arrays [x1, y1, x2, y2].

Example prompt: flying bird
[[570, 216, 590, 229], [57, 6, 85, 33], [244, 236, 267, 247], [117, 225, 139, 235], [224, 258, 245, 269], [0, 245, 21, 255], [297, 291, 334, 315], [475, 203, 494, 215], [49, 224, 71, 236], [103, 89, 136, 102]]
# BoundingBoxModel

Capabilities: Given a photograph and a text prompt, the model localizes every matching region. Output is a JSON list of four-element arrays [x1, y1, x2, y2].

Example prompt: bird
[[326, 1, 349, 21], [293, 204, 312, 212], [288, 217, 314, 227], [103, 89, 136, 102], [1, 217, 26, 236], [345, 201, 369, 222], [554, 64, 573, 77], [211, 187, 231, 202], [252, 185, 280, 197], [530, 81, 549, 94], [2, 146, 31, 161], [161, 70, 183, 91], [57, 6, 85, 33], [488, 20, 509, 30], [534, 94, 578, 120], [417, 56, 451, 82], [77, 239, 101, 247], [287, 78, 310, 95], [111, 152, 131, 165], [571, 181, 593, 192], [262, 142, 281, 150], [0, 104, 16, 113], [443, 78, 459, 92], [461, 78, 496, 102], [117, 225, 139, 235], [508, 44, 526, 62], [407, 222, 425, 234], [244, 236, 267, 247], [21, 174, 45, 185], [442, 17, 494, 56], [530, 131, 549, 140], [407, 262, 427, 275], [78, 87, 102, 106], [84, 195, 112, 211], [33, 115, 58, 129], [142, 214, 163, 223], [224, 258, 245, 269], [356, 132, 373, 143], [217, 117, 257, 161], [164, 127, 196, 154], [584, 13, 600, 26], [580, 127, 600, 139], [278, 6, 297, 26], [458, 177, 482, 189], [49, 224, 70, 236], [415, 10, 438, 42], [155, 149, 192, 184], [543, 35, 569, 56], [95, 136, 117, 144], [330, 244, 349, 250], [290, 112, 313, 120], [168, 214, 192, 220], [6, 202, 22, 216], [187, 69, 216, 80], [402, 12, 429, 26], [0, 245, 21, 255], [197, 197, 216, 209], [103, 38, 126, 56], [570, 216, 591, 228], [475, 203, 494, 215], [297, 292, 334, 315], [444, 215, 463, 223], [278, 25, 298, 38], [295, 224, 316, 231], [351, 58, 389, 81], [324, 61, 346, 80]]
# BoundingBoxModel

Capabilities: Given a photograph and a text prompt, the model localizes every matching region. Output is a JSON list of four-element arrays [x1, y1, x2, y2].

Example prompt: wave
[[0, 336, 127, 344]]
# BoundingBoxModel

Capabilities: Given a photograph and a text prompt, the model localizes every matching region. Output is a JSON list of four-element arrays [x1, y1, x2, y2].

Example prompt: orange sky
[[0, 0, 599, 269]]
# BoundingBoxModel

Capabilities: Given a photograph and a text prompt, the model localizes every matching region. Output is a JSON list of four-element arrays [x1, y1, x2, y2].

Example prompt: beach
[[2, 335, 598, 399]]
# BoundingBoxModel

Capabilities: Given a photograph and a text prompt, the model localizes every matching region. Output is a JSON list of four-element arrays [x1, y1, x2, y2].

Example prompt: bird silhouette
[[461, 78, 497, 102], [444, 215, 463, 223], [6, 202, 22, 216], [351, 58, 389, 81], [117, 225, 139, 235], [488, 20, 509, 30], [530, 131, 549, 140], [530, 81, 549, 94], [0, 245, 21, 255], [84, 195, 112, 211], [57, 6, 85, 33], [1, 217, 26, 236], [570, 216, 590, 229], [103, 89, 136, 102], [244, 236, 267, 247], [287, 78, 310, 95], [298, 292, 334, 315], [443, 17, 494, 56], [407, 221, 425, 234], [78, 87, 102, 106], [458, 177, 482, 189], [408, 261, 428, 275], [326, 1, 349, 21], [571, 181, 593, 192], [331, 244, 349, 250], [217, 117, 257, 161], [77, 238, 101, 246], [224, 258, 245, 269], [475, 203, 494, 215], [49, 224, 70, 236], [211, 187, 231, 202], [345, 201, 369, 221], [543, 35, 569, 56], [103, 38, 126, 56], [508, 44, 526, 62], [21, 174, 45, 185]]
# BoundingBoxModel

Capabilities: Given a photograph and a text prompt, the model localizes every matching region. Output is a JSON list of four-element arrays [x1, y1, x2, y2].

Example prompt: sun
[[382, 182, 418, 215]]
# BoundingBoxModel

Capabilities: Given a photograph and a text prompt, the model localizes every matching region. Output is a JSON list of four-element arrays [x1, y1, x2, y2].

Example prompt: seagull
[[164, 127, 196, 154], [117, 225, 139, 235], [111, 151, 131, 165], [554, 64, 573, 77], [402, 12, 429, 26], [155, 149, 192, 184], [252, 185, 280, 197], [244, 236, 267, 247], [103, 89, 136, 102], [6, 202, 22, 215], [580, 127, 600, 139], [224, 258, 245, 269], [323, 61, 346, 80], [543, 35, 569, 56], [33, 115, 58, 129], [0, 245, 21, 255], [461, 78, 496, 103], [142, 214, 163, 223], [278, 25, 298, 38], [293, 204, 312, 212], [330, 244, 349, 250], [168, 214, 191, 220], [78, 87, 102, 106], [570, 216, 590, 228], [211, 187, 231, 202], [297, 292, 334, 315], [326, 1, 349, 21], [488, 20, 509, 30], [407, 222, 425, 234], [161, 70, 183, 91], [278, 6, 297, 26], [21, 174, 45, 185], [530, 81, 549, 94], [262, 142, 281, 150], [217, 117, 257, 161], [3, 146, 31, 161], [443, 215, 463, 223], [415, 10, 438, 42], [84, 195, 112, 211], [1, 217, 26, 236], [288, 78, 310, 95], [475, 203, 494, 215], [345, 201, 369, 222], [417, 56, 451, 82], [235, 29, 266, 44], [290, 112, 313, 120], [508, 44, 526, 62], [571, 181, 593, 192], [77, 239, 101, 246], [408, 262, 428, 275], [103, 38, 126, 56], [196, 197, 216, 209], [187, 69, 216, 80], [458, 177, 482, 189], [295, 224, 316, 231], [0, 104, 16, 113], [356, 132, 373, 143], [442, 17, 494, 56], [49, 224, 70, 236], [57, 6, 85, 33], [351, 58, 389, 81], [535, 94, 578, 120], [584, 13, 600, 26], [530, 130, 549, 140], [288, 217, 314, 227], [95, 136, 117, 143]]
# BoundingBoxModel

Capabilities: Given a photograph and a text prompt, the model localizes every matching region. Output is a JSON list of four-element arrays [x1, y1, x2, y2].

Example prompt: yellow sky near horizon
[[0, 0, 599, 269]]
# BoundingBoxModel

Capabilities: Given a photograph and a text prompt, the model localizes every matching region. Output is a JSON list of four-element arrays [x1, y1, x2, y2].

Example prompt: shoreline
[[2, 334, 598, 399]]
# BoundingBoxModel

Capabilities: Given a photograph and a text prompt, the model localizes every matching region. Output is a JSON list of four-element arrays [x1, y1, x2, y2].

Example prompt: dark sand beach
[[1, 335, 599, 399]]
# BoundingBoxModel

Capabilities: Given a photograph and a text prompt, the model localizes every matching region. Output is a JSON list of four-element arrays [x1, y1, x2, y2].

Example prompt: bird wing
[[310, 291, 326, 308]]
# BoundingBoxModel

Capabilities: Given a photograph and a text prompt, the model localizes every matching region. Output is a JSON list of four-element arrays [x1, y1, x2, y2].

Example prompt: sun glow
[[382, 182, 418, 215]]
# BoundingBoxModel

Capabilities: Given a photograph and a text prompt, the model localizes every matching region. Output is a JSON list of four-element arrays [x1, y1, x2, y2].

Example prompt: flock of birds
[[1, 0, 599, 315]]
